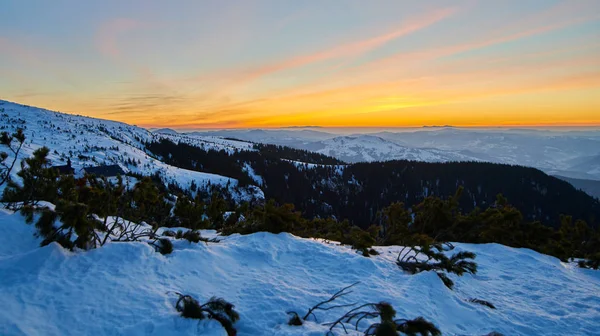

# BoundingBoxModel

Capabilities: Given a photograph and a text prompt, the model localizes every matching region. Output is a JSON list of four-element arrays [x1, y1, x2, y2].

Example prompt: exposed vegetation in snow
[[2, 100, 600, 336], [1, 209, 599, 335]]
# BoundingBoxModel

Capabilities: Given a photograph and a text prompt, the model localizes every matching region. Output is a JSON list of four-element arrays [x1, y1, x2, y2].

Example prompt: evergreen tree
[[2, 147, 58, 206], [206, 192, 227, 229], [173, 195, 207, 229], [127, 177, 171, 228], [0, 129, 26, 187], [477, 194, 524, 247], [378, 202, 411, 245]]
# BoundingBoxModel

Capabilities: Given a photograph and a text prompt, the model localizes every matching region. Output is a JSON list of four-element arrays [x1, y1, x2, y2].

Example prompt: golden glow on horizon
[[2, 1, 600, 129]]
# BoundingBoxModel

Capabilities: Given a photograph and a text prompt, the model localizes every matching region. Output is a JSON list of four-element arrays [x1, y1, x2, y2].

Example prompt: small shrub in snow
[[286, 312, 303, 326], [176, 229, 201, 243], [325, 302, 440, 336], [345, 226, 377, 257], [164, 229, 220, 244], [176, 294, 205, 319], [395, 317, 441, 336], [368, 248, 379, 256], [150, 238, 173, 255], [396, 241, 477, 290], [468, 298, 496, 309], [173, 293, 239, 336], [577, 253, 600, 270]]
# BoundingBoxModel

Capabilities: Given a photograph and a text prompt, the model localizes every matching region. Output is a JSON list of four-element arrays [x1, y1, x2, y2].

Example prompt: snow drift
[[0, 210, 599, 335]]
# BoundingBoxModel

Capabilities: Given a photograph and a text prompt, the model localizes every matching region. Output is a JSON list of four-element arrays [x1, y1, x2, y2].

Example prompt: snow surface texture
[[0, 100, 262, 201], [1, 210, 598, 336]]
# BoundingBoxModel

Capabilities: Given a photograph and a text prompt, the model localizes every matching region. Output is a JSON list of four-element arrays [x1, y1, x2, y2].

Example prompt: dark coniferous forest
[[146, 139, 600, 228]]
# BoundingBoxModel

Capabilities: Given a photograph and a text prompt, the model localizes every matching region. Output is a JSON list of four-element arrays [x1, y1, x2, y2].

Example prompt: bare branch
[[302, 281, 360, 322]]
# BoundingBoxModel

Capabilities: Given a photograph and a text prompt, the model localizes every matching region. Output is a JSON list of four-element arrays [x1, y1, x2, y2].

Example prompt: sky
[[1, 0, 600, 129]]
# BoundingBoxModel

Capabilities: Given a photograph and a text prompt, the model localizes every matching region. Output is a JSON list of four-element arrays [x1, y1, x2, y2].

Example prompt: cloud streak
[[2, 1, 599, 128], [95, 18, 144, 59], [216, 7, 456, 91]]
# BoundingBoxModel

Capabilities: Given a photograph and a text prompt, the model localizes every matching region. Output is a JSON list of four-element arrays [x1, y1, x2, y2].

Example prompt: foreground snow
[[0, 210, 599, 335]]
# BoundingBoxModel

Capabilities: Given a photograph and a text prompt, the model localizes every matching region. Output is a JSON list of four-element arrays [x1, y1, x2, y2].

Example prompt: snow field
[[1, 210, 598, 336]]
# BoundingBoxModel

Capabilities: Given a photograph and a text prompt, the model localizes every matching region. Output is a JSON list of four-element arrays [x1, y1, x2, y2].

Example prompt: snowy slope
[[153, 128, 179, 135], [282, 159, 346, 174], [187, 129, 337, 147], [1, 210, 598, 336], [299, 135, 481, 163], [0, 100, 262, 201], [155, 133, 255, 154]]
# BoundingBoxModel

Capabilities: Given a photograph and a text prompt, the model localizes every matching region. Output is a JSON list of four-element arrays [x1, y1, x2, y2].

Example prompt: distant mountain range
[[554, 176, 600, 200], [296, 135, 480, 163], [164, 127, 600, 181], [2, 99, 599, 226]]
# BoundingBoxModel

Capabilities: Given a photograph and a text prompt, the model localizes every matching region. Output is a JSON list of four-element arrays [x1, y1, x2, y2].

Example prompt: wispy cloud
[[95, 18, 144, 59], [218, 7, 456, 90], [3, 1, 599, 128]]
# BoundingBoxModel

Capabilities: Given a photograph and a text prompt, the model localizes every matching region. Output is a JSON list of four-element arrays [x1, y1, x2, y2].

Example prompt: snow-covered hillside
[[155, 132, 255, 154], [0, 100, 263, 201], [297, 135, 481, 163], [187, 129, 336, 147], [0, 209, 598, 336], [375, 128, 600, 179], [186, 128, 600, 181]]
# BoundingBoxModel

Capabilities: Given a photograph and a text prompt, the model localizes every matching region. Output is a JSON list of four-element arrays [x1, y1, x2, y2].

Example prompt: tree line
[[147, 138, 600, 228], [2, 142, 598, 335], [2, 145, 598, 267]]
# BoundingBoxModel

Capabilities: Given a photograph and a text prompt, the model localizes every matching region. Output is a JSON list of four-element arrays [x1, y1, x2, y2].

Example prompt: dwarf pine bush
[[173, 293, 239, 336], [396, 242, 477, 290], [326, 301, 441, 336]]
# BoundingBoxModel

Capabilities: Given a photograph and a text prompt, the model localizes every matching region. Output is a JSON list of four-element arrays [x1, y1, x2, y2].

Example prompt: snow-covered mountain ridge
[[187, 128, 600, 180], [0, 209, 598, 335], [3, 100, 599, 223], [299, 135, 481, 163], [0, 100, 262, 201]]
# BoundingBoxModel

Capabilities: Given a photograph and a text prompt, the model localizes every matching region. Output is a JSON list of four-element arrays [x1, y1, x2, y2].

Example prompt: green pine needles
[[397, 242, 477, 290]]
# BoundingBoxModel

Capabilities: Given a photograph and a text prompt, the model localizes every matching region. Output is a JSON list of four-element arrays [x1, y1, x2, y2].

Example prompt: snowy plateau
[[1, 99, 600, 336]]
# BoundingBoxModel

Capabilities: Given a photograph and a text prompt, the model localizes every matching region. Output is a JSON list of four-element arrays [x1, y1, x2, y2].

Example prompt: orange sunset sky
[[1, 0, 600, 129]]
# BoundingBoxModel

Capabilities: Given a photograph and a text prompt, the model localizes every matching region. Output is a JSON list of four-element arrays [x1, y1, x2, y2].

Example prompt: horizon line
[[3, 98, 600, 130], [152, 124, 600, 131]]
